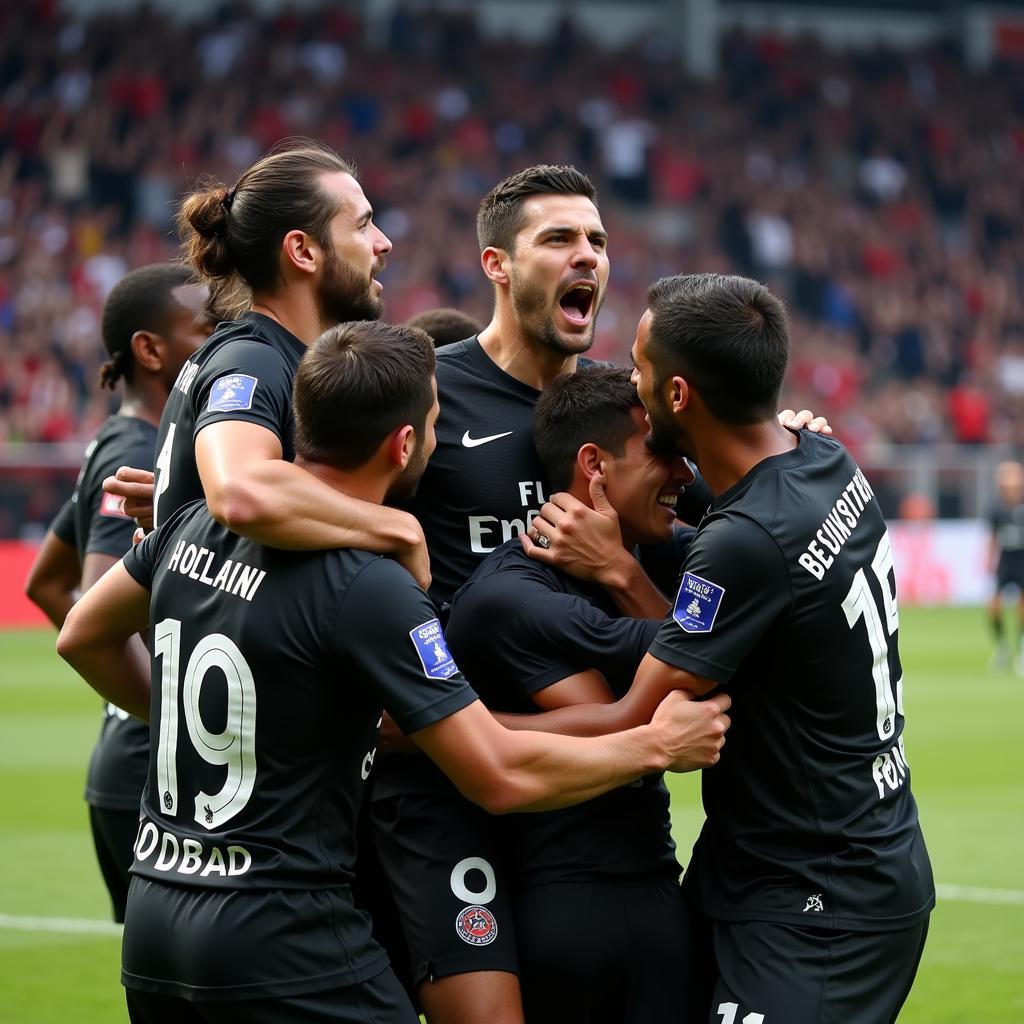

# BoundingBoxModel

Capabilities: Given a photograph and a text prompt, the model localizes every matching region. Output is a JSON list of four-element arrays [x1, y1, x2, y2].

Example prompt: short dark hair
[[293, 321, 436, 471], [99, 263, 195, 390], [533, 366, 641, 491], [404, 307, 483, 348], [178, 138, 356, 316], [476, 165, 597, 254], [645, 274, 789, 425]]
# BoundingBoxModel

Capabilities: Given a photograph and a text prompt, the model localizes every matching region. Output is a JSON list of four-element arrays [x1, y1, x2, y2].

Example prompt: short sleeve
[[648, 513, 792, 685], [122, 500, 206, 593], [83, 429, 157, 558], [447, 570, 659, 699], [193, 342, 295, 446], [334, 559, 478, 734], [49, 499, 77, 546]]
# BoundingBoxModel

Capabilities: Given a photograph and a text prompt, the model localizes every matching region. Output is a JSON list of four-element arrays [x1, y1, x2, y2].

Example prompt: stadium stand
[[0, 4, 1021, 456]]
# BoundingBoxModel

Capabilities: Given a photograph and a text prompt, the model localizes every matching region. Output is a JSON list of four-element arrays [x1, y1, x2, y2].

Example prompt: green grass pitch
[[2, 607, 1022, 1022]]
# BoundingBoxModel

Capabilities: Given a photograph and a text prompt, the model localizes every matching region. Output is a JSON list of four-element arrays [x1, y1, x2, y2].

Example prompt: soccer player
[[530, 273, 935, 1023], [374, 165, 827, 1024], [103, 140, 429, 588], [987, 459, 1024, 671], [25, 264, 212, 921], [444, 365, 699, 1023], [55, 321, 731, 1024]]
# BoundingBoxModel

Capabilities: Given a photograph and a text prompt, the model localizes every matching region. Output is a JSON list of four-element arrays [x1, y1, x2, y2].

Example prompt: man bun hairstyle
[[476, 164, 597, 255], [533, 365, 641, 491], [645, 273, 790, 425], [98, 263, 195, 390], [293, 321, 436, 471], [177, 138, 356, 317]]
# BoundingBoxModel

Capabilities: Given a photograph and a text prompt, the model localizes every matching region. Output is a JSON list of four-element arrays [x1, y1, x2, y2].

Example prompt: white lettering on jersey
[[516, 480, 547, 505], [871, 733, 910, 799], [174, 360, 201, 396], [165, 547, 267, 603], [798, 468, 875, 580], [134, 820, 253, 878], [469, 510, 540, 554]]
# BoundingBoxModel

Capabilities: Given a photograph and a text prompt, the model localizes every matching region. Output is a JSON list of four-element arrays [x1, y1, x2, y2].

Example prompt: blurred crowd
[[1, 1, 1023, 452]]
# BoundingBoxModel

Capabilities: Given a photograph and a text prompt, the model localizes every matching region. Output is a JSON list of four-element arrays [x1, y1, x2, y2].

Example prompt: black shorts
[[125, 966, 417, 1024], [370, 760, 518, 984], [122, 876, 387, 1001], [88, 805, 140, 923], [515, 875, 694, 1024], [685, 905, 930, 1024], [997, 555, 1024, 590]]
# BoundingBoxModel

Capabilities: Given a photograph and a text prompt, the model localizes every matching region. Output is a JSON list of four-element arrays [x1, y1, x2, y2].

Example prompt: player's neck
[[478, 312, 579, 391], [118, 382, 165, 428], [693, 421, 798, 497], [294, 457, 388, 506], [249, 290, 323, 346]]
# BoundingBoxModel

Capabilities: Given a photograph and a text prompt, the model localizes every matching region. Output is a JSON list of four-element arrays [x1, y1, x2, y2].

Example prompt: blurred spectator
[[0, 3, 1020, 452]]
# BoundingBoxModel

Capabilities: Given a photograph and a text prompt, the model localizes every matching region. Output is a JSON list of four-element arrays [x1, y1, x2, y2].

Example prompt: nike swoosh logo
[[462, 430, 514, 448]]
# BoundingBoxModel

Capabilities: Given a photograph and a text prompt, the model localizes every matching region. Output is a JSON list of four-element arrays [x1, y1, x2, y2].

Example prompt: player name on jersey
[[134, 818, 252, 879], [165, 539, 267, 602], [797, 467, 876, 581]]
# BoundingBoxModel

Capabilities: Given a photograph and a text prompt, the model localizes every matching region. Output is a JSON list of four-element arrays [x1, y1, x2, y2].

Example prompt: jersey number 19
[[153, 618, 257, 830]]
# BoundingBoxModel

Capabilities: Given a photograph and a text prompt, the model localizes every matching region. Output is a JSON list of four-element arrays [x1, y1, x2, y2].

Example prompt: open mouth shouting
[[558, 280, 597, 327]]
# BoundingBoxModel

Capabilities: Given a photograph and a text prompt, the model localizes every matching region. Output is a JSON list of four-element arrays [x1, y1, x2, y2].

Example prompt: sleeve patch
[[99, 490, 131, 519], [672, 572, 725, 634], [409, 618, 460, 679], [207, 374, 258, 413]]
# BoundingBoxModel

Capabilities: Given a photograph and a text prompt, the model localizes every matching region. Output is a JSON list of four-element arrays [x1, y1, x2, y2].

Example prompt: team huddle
[[30, 142, 934, 1024]]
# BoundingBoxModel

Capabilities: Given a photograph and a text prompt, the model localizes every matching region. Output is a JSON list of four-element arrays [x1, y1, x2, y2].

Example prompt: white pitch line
[[0, 913, 122, 936], [0, 885, 1022, 937], [935, 884, 1024, 906]]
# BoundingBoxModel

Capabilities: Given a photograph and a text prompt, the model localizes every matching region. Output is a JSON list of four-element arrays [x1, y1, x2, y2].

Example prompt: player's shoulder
[[83, 414, 158, 478], [452, 540, 560, 617]]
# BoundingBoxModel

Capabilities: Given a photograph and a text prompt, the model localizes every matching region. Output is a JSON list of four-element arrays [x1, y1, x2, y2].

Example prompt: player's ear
[[281, 229, 317, 278], [129, 330, 161, 373], [390, 424, 416, 469], [480, 246, 510, 286], [576, 443, 603, 484], [668, 375, 690, 414]]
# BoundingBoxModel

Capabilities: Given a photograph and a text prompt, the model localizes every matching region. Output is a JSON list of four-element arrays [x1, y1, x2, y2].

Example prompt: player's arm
[[493, 654, 716, 736], [410, 688, 729, 814], [198, 420, 430, 587], [56, 561, 151, 721], [24, 529, 81, 629]]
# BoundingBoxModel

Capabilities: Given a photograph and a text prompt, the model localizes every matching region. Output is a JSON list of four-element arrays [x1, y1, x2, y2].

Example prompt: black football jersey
[[411, 336, 710, 607], [49, 414, 157, 810], [989, 501, 1024, 559], [121, 499, 476, 897], [446, 540, 677, 886], [648, 431, 934, 932], [152, 313, 305, 527]]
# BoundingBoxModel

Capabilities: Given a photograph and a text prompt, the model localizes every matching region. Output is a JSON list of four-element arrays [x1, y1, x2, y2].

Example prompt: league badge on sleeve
[[99, 490, 131, 519], [409, 618, 460, 679], [208, 374, 258, 413], [672, 572, 725, 634]]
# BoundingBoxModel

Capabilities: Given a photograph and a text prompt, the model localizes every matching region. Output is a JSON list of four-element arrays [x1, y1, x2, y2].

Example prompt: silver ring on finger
[[535, 533, 551, 550]]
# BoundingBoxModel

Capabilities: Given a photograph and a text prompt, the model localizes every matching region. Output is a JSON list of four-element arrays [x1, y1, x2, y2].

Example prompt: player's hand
[[103, 467, 156, 531], [377, 712, 418, 755], [522, 475, 630, 584], [650, 690, 731, 773], [779, 408, 832, 435]]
